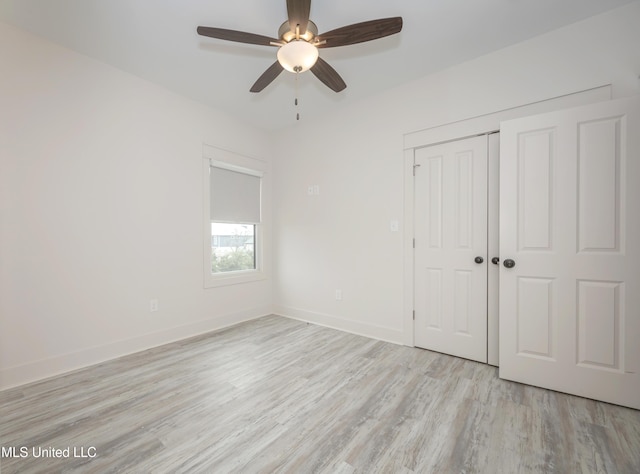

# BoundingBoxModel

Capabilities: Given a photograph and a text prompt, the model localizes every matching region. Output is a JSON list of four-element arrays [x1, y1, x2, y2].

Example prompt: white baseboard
[[274, 305, 405, 345], [0, 306, 271, 391]]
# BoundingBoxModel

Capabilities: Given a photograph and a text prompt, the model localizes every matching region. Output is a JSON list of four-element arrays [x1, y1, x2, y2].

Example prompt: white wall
[[0, 21, 273, 389], [272, 3, 640, 343]]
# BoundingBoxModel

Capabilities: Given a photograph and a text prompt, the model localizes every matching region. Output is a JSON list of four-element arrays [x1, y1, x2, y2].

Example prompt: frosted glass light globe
[[277, 40, 319, 73]]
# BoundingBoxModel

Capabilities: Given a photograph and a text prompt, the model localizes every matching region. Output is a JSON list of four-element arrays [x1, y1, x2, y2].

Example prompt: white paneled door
[[499, 97, 640, 409], [414, 136, 488, 363]]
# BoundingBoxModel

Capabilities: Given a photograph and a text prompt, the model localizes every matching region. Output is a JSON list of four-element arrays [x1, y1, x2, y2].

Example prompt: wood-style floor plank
[[1, 315, 639, 473]]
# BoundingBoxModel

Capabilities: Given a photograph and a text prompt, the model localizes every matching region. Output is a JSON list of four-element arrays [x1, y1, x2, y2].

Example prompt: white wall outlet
[[308, 185, 314, 195], [149, 299, 158, 312], [390, 220, 399, 232], [313, 185, 320, 195], [335, 289, 343, 301]]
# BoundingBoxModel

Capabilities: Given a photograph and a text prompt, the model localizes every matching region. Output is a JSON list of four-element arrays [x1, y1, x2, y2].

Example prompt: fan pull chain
[[295, 70, 300, 121]]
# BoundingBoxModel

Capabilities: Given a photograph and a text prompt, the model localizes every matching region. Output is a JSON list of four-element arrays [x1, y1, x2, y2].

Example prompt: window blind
[[210, 166, 261, 224]]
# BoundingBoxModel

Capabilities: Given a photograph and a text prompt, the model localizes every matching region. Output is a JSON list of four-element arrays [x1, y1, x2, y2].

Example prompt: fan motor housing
[[278, 20, 318, 43]]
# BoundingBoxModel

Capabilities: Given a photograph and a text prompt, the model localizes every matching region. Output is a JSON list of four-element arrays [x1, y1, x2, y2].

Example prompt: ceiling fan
[[197, 0, 403, 93]]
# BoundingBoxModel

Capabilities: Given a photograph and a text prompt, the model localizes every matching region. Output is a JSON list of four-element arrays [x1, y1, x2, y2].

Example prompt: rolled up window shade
[[210, 166, 261, 224]]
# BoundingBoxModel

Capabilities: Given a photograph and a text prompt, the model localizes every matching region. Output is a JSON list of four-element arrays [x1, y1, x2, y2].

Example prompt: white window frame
[[203, 145, 267, 288]]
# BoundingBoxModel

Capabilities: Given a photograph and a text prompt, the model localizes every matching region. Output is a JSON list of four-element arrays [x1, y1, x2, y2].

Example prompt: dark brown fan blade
[[197, 26, 279, 46], [287, 0, 311, 35], [316, 17, 403, 48], [250, 61, 284, 93], [310, 57, 346, 92]]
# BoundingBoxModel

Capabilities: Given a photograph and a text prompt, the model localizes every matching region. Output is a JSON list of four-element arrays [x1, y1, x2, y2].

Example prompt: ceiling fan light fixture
[[197, 2, 402, 93], [277, 40, 319, 73]]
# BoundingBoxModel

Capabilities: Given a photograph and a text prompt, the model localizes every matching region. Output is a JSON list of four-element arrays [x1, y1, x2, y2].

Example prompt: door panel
[[578, 117, 622, 252], [414, 135, 488, 363], [516, 276, 555, 359], [577, 280, 621, 370], [499, 96, 640, 409], [518, 129, 554, 251]]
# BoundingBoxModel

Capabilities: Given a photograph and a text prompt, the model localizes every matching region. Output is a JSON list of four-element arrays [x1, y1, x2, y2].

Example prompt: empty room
[[1, 0, 639, 472]]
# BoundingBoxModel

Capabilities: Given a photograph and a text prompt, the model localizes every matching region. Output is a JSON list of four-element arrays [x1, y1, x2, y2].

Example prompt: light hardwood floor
[[1, 315, 639, 473]]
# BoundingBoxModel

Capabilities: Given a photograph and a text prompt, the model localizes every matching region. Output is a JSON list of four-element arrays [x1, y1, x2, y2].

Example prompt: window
[[211, 222, 256, 273], [211, 223, 255, 273], [203, 146, 266, 287]]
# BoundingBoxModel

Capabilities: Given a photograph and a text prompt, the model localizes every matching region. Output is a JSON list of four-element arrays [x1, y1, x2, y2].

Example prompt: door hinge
[[413, 238, 415, 249], [413, 163, 421, 176], [413, 310, 415, 320]]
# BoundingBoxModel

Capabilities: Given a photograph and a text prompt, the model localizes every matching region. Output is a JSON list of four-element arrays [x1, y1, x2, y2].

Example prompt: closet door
[[499, 96, 640, 409], [487, 132, 500, 366], [414, 135, 488, 363]]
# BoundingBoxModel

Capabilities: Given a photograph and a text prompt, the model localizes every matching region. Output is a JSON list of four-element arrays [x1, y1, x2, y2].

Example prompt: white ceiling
[[0, 0, 636, 131]]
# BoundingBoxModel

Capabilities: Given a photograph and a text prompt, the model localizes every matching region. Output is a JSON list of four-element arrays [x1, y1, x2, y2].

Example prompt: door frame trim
[[402, 85, 612, 347]]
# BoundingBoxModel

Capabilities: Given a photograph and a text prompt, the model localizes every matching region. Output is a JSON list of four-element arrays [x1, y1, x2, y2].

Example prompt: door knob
[[491, 257, 500, 265], [503, 259, 516, 269], [474, 256, 484, 264]]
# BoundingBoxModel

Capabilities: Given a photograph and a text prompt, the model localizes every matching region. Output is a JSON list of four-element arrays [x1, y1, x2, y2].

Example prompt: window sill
[[204, 270, 266, 288]]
